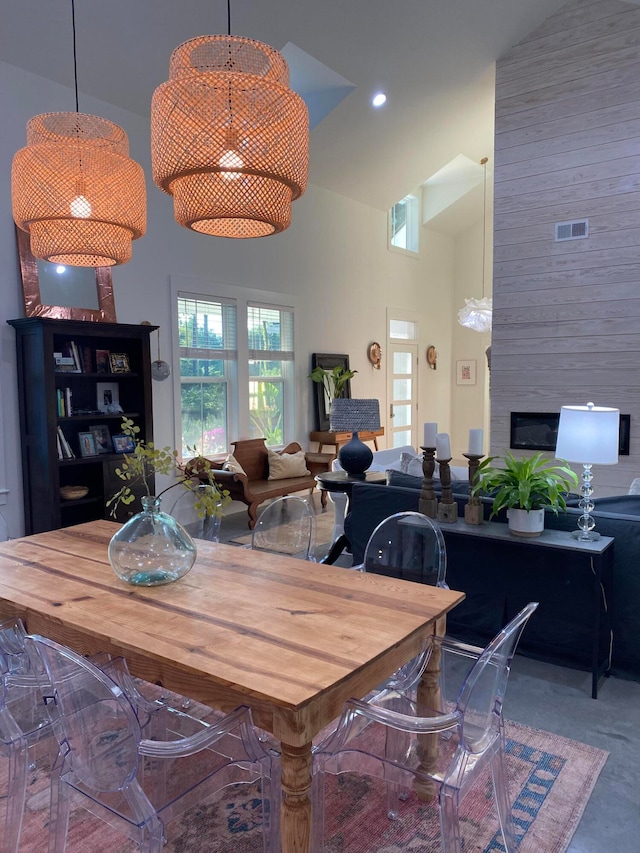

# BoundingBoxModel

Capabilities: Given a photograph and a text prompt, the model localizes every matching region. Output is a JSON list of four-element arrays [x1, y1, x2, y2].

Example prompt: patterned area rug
[[17, 715, 606, 852]]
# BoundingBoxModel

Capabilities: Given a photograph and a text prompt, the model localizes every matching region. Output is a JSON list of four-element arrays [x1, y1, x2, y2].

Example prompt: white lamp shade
[[555, 403, 620, 465]]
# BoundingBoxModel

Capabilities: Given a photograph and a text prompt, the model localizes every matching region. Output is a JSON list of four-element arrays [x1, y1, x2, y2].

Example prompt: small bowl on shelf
[[60, 485, 89, 501]]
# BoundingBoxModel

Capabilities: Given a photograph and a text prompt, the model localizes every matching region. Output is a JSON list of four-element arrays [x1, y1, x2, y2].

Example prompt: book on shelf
[[56, 431, 63, 461], [56, 426, 75, 459], [56, 388, 73, 417]]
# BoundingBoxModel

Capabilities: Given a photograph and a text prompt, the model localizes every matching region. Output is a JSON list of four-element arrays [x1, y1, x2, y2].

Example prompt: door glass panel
[[393, 379, 412, 401], [389, 320, 416, 339], [393, 352, 412, 373], [394, 404, 411, 427], [394, 429, 411, 447]]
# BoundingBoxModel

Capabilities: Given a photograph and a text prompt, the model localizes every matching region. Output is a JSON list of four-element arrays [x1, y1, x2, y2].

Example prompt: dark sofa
[[344, 474, 640, 681]]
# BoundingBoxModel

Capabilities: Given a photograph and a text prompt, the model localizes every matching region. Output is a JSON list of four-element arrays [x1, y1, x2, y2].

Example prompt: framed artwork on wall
[[456, 359, 477, 385]]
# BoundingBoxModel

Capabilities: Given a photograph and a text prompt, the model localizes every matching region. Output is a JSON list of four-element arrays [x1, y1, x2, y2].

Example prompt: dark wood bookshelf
[[8, 317, 157, 534]]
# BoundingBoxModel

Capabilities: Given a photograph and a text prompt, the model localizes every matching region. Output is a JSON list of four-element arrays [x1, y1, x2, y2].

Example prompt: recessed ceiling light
[[372, 92, 387, 108]]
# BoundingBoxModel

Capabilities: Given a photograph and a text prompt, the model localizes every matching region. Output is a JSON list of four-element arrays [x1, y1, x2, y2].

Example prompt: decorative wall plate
[[426, 345, 437, 370], [368, 342, 382, 369]]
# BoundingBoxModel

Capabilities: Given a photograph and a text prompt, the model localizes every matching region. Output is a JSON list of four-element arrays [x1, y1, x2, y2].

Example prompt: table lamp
[[555, 402, 619, 541], [330, 398, 380, 476]]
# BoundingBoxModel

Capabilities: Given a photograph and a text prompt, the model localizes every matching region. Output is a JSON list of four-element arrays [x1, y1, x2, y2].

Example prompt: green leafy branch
[[106, 417, 231, 519]]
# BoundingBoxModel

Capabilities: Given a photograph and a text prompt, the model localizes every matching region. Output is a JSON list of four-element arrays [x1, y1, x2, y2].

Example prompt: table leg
[[414, 615, 446, 800], [280, 740, 313, 853]]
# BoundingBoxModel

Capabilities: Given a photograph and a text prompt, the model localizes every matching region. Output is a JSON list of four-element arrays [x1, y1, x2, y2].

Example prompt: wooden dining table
[[0, 520, 464, 853]]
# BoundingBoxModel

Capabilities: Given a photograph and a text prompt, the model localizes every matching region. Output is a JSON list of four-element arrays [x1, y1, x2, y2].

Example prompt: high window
[[389, 194, 419, 254]]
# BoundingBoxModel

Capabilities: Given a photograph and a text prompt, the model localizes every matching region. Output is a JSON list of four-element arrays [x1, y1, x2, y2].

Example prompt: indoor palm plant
[[107, 418, 230, 586], [472, 451, 578, 536], [309, 365, 357, 400]]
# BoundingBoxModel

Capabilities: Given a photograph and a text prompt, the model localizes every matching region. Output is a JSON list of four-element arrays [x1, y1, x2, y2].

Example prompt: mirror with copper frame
[[15, 227, 117, 322]]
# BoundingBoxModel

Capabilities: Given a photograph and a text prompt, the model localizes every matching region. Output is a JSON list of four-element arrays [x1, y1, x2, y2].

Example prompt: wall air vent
[[555, 219, 589, 241]]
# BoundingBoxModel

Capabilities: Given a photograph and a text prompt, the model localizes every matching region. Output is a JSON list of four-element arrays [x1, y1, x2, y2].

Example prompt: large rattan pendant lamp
[[11, 0, 146, 266], [150, 1, 309, 238]]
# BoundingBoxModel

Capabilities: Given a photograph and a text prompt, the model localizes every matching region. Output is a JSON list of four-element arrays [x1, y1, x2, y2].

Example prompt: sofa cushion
[[267, 449, 310, 480]]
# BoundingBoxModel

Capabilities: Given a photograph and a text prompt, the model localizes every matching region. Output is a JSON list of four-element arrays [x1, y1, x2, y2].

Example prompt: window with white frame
[[389, 194, 419, 254], [177, 293, 295, 458], [178, 296, 237, 458], [248, 303, 294, 447]]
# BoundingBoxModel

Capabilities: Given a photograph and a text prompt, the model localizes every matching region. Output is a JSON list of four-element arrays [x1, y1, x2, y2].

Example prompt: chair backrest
[[456, 602, 539, 752], [363, 511, 447, 587], [25, 635, 142, 793], [167, 485, 221, 541], [251, 496, 316, 560]]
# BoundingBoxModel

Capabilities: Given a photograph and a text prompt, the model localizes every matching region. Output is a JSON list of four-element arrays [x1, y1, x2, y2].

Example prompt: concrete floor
[[219, 502, 640, 853]]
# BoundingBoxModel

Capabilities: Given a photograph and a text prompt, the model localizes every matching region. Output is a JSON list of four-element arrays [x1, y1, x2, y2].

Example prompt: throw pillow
[[267, 449, 310, 480], [223, 453, 247, 475]]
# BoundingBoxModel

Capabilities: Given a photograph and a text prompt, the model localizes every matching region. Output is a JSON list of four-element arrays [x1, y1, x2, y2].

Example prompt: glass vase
[[108, 496, 197, 586]]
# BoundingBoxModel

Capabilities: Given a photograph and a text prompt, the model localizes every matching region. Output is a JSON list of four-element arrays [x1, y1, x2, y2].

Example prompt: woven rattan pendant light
[[11, 0, 146, 266], [151, 4, 308, 238]]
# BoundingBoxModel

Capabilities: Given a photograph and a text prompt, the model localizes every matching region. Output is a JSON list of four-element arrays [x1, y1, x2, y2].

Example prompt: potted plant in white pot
[[472, 451, 579, 537]]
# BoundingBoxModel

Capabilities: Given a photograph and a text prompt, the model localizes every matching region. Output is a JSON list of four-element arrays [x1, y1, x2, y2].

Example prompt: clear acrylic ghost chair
[[0, 619, 58, 853], [0, 512, 9, 542], [356, 512, 448, 692], [166, 484, 222, 542], [313, 603, 539, 853], [251, 496, 317, 561], [26, 635, 279, 853]]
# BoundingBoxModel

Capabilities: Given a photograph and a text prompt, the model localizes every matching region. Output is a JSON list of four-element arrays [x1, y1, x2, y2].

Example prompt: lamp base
[[572, 529, 601, 541], [338, 432, 373, 477]]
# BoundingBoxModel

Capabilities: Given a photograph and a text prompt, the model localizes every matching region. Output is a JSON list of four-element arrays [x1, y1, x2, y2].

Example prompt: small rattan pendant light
[[11, 0, 146, 266], [150, 2, 308, 238]]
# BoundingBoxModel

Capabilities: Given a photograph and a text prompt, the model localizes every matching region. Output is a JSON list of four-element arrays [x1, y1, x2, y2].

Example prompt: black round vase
[[338, 431, 373, 476]]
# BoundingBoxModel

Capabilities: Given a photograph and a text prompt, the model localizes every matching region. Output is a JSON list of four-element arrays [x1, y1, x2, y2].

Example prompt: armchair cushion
[[267, 449, 310, 480], [223, 453, 247, 475]]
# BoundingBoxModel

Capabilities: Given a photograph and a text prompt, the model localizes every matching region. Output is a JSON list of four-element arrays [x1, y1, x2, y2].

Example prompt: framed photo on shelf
[[112, 434, 136, 453], [95, 349, 110, 374], [89, 424, 112, 455], [109, 352, 131, 373], [96, 381, 121, 413], [456, 359, 477, 386], [78, 432, 97, 458]]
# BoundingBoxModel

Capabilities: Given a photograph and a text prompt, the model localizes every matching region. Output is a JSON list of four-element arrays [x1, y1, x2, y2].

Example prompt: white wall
[[0, 60, 457, 537]]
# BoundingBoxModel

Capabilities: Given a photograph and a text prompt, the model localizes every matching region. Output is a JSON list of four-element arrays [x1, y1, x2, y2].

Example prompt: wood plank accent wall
[[492, 0, 640, 495]]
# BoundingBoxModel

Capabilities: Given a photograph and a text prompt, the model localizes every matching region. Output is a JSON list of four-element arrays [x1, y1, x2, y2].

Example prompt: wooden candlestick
[[463, 452, 484, 525], [419, 447, 438, 519], [436, 458, 458, 523]]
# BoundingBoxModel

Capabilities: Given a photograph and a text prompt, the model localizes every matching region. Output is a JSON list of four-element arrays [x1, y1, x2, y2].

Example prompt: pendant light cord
[[227, 0, 231, 35], [71, 0, 79, 111], [481, 156, 488, 299]]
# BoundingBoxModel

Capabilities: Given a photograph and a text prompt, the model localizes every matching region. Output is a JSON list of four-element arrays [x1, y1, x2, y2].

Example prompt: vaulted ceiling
[[1, 0, 570, 211]]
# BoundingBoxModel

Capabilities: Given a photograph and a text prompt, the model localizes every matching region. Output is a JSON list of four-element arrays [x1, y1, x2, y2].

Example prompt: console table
[[309, 428, 384, 454], [438, 519, 614, 699]]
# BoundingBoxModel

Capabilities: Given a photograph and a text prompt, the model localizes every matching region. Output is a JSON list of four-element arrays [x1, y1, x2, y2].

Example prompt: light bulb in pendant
[[70, 178, 91, 218], [70, 194, 92, 218], [219, 149, 243, 180]]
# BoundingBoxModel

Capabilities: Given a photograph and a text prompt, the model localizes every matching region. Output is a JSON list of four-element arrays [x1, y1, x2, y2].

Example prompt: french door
[[386, 343, 418, 449]]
